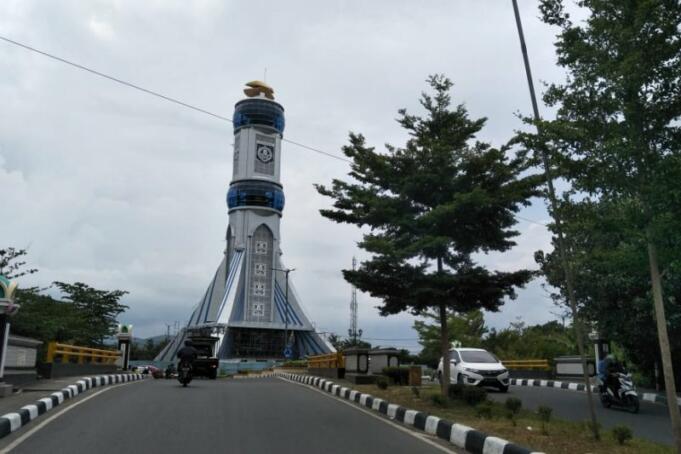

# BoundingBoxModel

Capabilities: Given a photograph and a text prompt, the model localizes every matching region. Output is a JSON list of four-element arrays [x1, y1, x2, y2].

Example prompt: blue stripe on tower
[[273, 292, 286, 322], [216, 250, 243, 318], [275, 283, 302, 325], [201, 270, 219, 323]]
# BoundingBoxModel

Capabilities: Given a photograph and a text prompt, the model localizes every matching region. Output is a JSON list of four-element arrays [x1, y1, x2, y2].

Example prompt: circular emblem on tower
[[257, 145, 274, 163]]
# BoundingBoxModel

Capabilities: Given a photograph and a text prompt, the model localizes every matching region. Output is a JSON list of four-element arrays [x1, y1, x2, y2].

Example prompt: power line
[[0, 34, 351, 163], [1, 35, 548, 227], [516, 215, 548, 227]]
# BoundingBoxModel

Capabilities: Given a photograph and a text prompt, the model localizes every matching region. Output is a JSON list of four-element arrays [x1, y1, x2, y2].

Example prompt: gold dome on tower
[[243, 80, 274, 100]]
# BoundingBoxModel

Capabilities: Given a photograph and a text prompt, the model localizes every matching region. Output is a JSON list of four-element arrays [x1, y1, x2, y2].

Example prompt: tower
[[156, 81, 333, 362], [348, 257, 362, 344]]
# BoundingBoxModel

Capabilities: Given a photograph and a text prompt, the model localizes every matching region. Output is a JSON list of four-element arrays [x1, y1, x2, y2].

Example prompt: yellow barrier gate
[[501, 359, 551, 371], [46, 341, 120, 364], [307, 352, 345, 369]]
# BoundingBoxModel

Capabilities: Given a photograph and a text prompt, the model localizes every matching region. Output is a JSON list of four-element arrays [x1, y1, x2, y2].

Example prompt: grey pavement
[[488, 385, 673, 446], [0, 376, 105, 417], [2, 377, 456, 454]]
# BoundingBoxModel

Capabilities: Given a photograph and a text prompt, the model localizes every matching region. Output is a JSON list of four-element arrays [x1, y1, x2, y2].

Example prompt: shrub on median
[[461, 386, 487, 406], [611, 425, 633, 445], [447, 383, 465, 399], [376, 376, 389, 390], [382, 367, 410, 385]]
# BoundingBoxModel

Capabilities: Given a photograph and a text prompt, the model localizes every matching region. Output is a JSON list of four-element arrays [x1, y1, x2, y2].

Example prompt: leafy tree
[[483, 320, 576, 361], [12, 288, 83, 359], [54, 282, 128, 346], [327, 333, 371, 351], [0, 248, 37, 279], [130, 338, 170, 361], [536, 198, 681, 389], [535, 1, 681, 446], [413, 309, 487, 367], [316, 75, 538, 395]]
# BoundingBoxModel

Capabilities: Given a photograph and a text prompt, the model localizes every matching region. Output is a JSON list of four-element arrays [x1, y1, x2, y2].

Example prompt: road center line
[[1, 380, 141, 453], [277, 377, 456, 454]]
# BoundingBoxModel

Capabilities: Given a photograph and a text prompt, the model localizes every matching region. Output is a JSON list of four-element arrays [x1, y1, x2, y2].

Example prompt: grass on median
[[352, 383, 672, 454]]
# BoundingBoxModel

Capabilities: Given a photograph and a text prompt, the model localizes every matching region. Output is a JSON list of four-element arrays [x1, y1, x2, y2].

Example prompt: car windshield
[[460, 350, 498, 363]]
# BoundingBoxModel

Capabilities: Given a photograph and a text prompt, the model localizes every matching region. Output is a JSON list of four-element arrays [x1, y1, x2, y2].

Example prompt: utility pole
[[348, 257, 362, 345], [511, 0, 600, 439], [273, 267, 295, 355]]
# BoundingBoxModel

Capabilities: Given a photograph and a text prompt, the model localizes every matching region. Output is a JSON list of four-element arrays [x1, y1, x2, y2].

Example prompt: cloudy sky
[[1, 0, 573, 350]]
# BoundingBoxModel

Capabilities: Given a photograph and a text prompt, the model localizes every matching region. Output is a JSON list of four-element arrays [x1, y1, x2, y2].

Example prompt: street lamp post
[[272, 267, 295, 356]]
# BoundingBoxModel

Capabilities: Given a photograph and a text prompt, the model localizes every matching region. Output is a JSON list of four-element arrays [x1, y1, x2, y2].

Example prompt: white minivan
[[437, 348, 509, 392]]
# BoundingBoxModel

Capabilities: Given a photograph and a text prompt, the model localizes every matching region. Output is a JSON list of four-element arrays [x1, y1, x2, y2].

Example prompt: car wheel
[[498, 385, 509, 393], [456, 374, 464, 385]]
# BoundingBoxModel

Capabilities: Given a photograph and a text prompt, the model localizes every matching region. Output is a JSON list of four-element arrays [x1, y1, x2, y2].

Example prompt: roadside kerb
[[277, 372, 544, 454], [509, 378, 681, 408], [0, 373, 145, 438]]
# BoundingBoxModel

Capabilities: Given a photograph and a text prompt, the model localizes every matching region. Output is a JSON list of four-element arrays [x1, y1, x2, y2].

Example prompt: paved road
[[2, 378, 454, 454], [487, 385, 673, 445]]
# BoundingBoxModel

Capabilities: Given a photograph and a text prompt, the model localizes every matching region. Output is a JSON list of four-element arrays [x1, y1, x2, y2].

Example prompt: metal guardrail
[[46, 341, 120, 364], [307, 352, 345, 369], [501, 359, 551, 371]]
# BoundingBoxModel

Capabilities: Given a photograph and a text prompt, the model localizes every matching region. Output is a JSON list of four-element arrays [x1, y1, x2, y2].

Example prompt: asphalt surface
[[1, 377, 454, 454], [487, 384, 673, 446]]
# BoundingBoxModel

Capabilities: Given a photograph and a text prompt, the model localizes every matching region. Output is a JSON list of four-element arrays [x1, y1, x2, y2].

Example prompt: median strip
[[509, 378, 681, 408], [277, 372, 544, 454], [0, 373, 145, 438]]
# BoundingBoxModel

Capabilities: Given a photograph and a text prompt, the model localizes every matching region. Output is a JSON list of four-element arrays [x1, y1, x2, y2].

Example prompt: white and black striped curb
[[233, 372, 274, 379], [0, 373, 145, 438], [640, 391, 681, 407], [510, 378, 598, 393], [510, 378, 681, 408], [277, 373, 543, 454]]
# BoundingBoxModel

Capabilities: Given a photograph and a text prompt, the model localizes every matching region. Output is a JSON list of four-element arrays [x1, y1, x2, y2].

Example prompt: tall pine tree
[[316, 75, 538, 396]]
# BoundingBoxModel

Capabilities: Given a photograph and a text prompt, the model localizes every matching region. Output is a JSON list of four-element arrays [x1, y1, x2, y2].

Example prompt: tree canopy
[[316, 75, 538, 394]]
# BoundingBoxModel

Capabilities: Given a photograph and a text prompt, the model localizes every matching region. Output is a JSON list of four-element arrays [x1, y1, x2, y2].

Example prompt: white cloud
[[0, 0, 567, 341]]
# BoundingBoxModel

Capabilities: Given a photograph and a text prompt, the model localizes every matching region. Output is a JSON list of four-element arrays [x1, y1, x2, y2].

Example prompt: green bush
[[461, 386, 487, 406], [448, 384, 465, 399], [476, 401, 493, 419], [537, 406, 553, 435], [282, 360, 307, 368], [611, 425, 633, 445], [411, 386, 420, 398], [430, 394, 447, 407], [382, 367, 410, 385], [505, 397, 522, 426], [376, 376, 389, 390]]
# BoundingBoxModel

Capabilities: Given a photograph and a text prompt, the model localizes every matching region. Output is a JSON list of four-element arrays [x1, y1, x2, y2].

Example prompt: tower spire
[[348, 257, 362, 344]]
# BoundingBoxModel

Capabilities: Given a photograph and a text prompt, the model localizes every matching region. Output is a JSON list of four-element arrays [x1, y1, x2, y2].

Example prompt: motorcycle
[[178, 361, 193, 387], [600, 371, 640, 413]]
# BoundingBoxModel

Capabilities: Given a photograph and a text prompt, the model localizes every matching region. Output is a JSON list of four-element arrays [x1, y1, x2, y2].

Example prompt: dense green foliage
[[413, 310, 576, 367], [327, 333, 371, 351], [524, 1, 681, 396], [316, 75, 538, 394], [130, 338, 169, 361], [3, 247, 129, 350]]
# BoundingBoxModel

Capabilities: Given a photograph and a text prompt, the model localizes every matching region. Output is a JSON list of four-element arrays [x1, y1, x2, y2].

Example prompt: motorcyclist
[[177, 340, 199, 365], [599, 354, 623, 395]]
